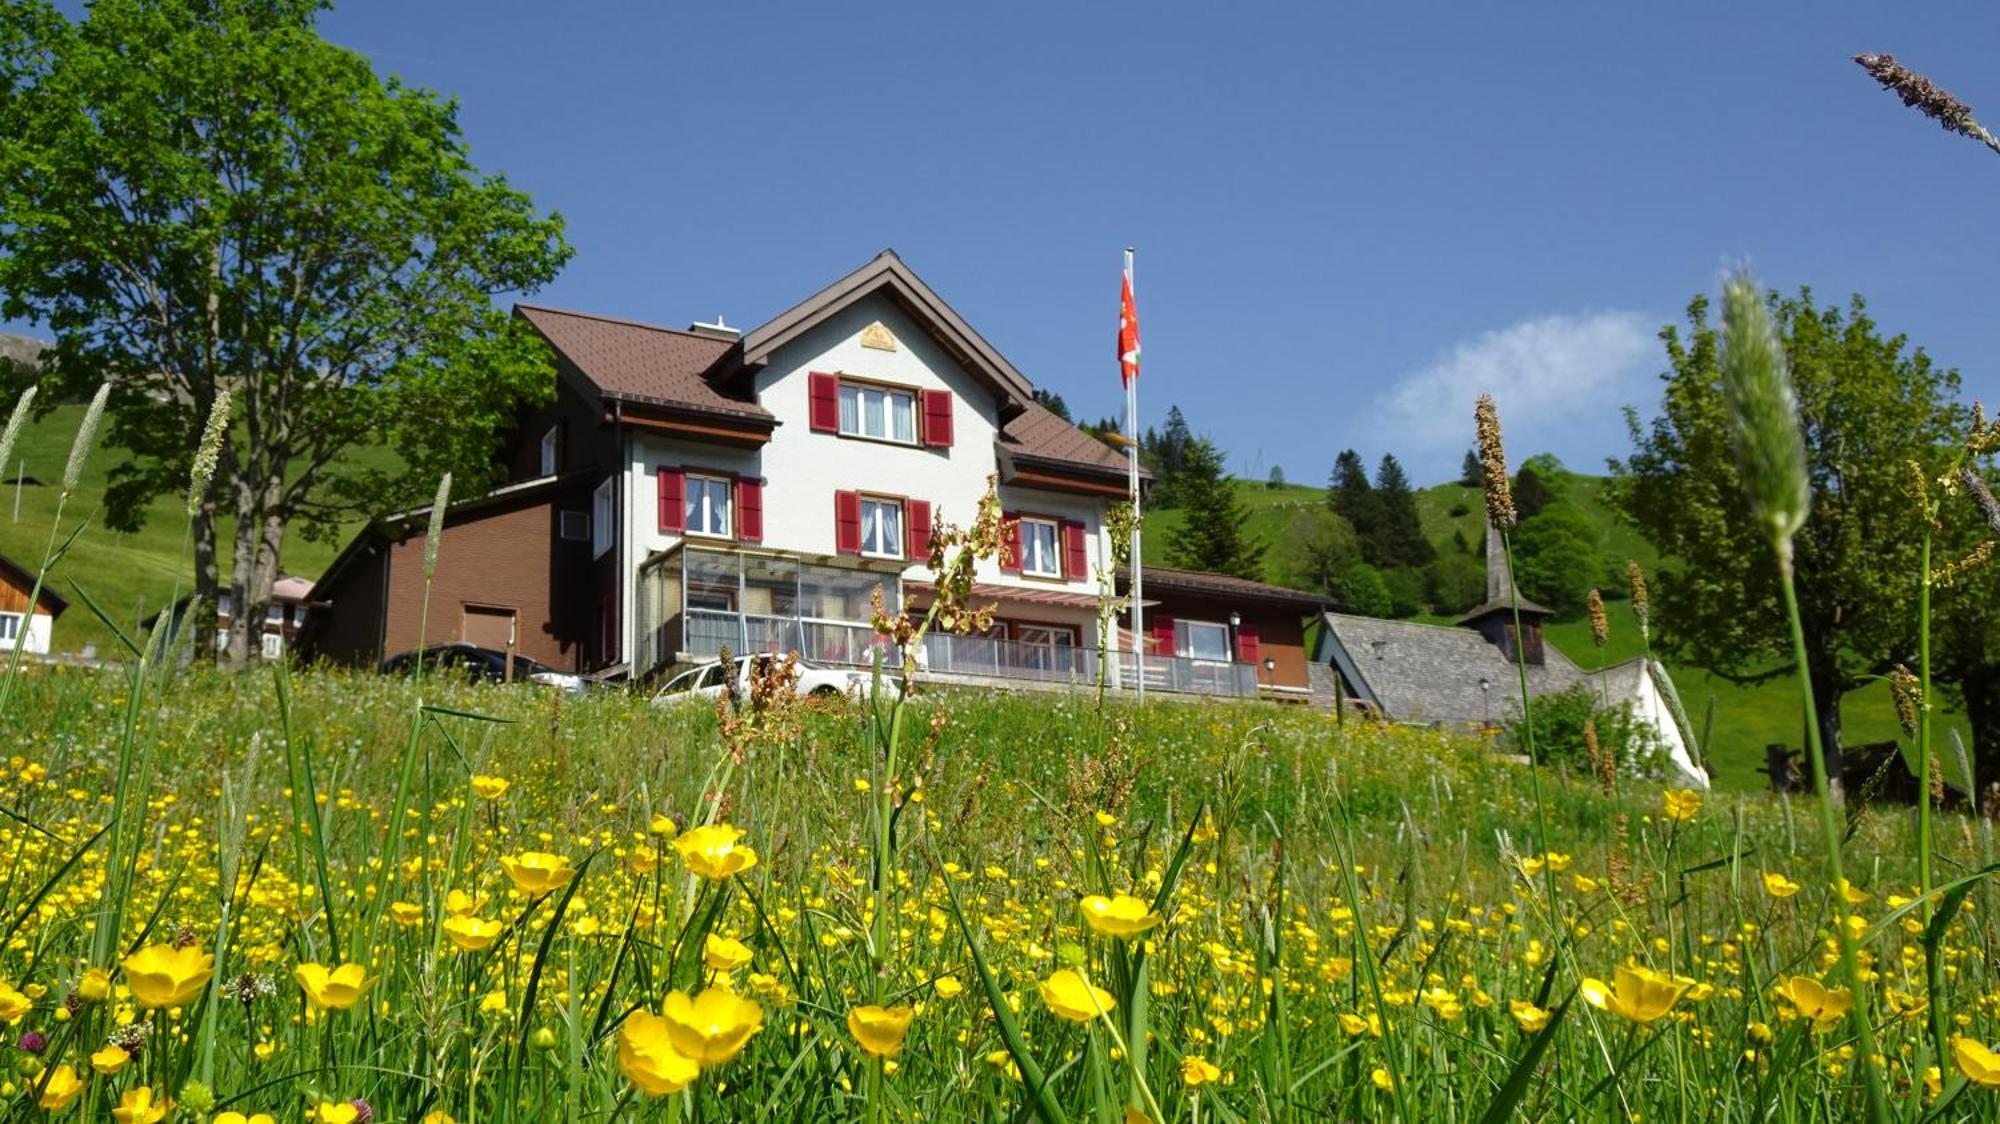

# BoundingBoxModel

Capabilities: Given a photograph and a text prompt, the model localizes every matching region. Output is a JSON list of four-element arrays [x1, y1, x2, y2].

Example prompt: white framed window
[[684, 474, 733, 538], [0, 613, 19, 643], [858, 497, 904, 559], [592, 478, 615, 558], [539, 426, 559, 476], [260, 632, 283, 660], [1018, 518, 1061, 578], [1175, 619, 1232, 663], [838, 382, 917, 444], [1017, 624, 1075, 672], [266, 604, 283, 625]]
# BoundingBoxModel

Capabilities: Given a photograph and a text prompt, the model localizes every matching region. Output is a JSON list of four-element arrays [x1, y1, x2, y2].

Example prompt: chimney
[[687, 315, 739, 341]]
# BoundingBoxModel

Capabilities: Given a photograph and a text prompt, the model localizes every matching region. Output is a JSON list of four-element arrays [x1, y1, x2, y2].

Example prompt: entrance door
[[462, 604, 518, 651]]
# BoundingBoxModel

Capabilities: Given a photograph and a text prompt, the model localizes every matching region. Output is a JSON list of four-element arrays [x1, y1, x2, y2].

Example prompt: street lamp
[[1479, 676, 1492, 727]]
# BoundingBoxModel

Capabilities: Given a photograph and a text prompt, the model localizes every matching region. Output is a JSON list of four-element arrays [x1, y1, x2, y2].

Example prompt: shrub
[[1504, 683, 1665, 777]]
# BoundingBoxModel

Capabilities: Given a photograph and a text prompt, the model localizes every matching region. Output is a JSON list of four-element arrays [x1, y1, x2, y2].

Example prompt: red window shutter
[[736, 477, 764, 542], [999, 513, 1023, 574], [920, 389, 954, 448], [834, 490, 862, 554], [808, 372, 840, 433], [1061, 520, 1088, 581], [907, 499, 932, 560], [657, 468, 685, 533], [1150, 615, 1176, 656], [1236, 622, 1261, 664]]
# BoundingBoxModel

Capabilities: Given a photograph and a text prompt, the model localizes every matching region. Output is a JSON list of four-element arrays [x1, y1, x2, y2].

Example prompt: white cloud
[[1376, 310, 1658, 474]]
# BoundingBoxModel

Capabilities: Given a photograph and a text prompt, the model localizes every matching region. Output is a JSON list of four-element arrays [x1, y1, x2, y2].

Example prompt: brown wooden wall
[[1142, 589, 1312, 691]]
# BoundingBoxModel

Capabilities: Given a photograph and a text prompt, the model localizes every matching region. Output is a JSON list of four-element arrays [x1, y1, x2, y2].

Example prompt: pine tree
[[1031, 387, 1071, 421], [1166, 436, 1264, 579], [1370, 454, 1436, 568], [1327, 449, 1377, 541], [1267, 464, 1286, 490], [1459, 448, 1483, 487]]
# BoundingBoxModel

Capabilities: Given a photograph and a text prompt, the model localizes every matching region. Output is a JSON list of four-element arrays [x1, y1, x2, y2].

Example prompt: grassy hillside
[[1141, 470, 1963, 790], [0, 404, 378, 656]]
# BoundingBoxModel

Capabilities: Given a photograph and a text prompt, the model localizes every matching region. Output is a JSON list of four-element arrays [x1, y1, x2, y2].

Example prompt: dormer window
[[838, 382, 916, 444]]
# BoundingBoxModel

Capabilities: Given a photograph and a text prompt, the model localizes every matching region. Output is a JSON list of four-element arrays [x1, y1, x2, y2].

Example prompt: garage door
[[462, 604, 517, 651]]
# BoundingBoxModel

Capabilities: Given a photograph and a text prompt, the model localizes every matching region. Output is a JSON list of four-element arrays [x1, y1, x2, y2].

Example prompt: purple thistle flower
[[17, 1031, 46, 1055]]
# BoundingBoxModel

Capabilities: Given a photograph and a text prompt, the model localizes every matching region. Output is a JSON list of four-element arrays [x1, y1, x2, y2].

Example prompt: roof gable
[[736, 250, 1034, 417]]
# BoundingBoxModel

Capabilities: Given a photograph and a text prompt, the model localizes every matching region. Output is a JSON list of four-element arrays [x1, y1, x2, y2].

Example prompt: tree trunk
[[1808, 654, 1846, 797], [226, 474, 287, 666], [1961, 668, 2000, 808], [190, 501, 219, 662]]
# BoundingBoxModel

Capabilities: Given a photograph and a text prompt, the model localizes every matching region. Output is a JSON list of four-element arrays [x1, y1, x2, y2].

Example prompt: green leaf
[[1478, 993, 1573, 1124]]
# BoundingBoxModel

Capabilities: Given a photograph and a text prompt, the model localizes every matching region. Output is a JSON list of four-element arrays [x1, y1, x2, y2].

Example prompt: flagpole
[[1125, 246, 1144, 702]]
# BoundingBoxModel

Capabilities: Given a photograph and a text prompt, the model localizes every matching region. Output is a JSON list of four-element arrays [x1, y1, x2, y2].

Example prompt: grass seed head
[[423, 473, 452, 579], [187, 392, 231, 515], [0, 385, 37, 481], [63, 381, 111, 497], [1960, 467, 2000, 535], [1586, 589, 1608, 648], [1717, 274, 1810, 567], [1474, 394, 1516, 531]]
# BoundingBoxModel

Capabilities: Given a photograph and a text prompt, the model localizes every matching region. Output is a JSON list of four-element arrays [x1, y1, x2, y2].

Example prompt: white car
[[651, 653, 903, 706]]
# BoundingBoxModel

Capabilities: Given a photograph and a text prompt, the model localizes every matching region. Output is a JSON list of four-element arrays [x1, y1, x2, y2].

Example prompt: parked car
[[380, 642, 588, 692], [652, 653, 901, 706]]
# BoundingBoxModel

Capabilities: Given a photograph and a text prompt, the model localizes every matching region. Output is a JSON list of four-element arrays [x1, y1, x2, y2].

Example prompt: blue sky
[[28, 3, 2000, 484]]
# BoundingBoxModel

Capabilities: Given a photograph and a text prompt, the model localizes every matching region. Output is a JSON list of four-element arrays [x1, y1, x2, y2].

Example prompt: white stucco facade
[[615, 292, 1114, 668]]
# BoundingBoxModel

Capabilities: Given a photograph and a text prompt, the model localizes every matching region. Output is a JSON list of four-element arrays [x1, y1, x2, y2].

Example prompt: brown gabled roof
[[998, 399, 1133, 479], [737, 249, 1035, 416], [1127, 566, 1328, 611], [514, 305, 773, 422]]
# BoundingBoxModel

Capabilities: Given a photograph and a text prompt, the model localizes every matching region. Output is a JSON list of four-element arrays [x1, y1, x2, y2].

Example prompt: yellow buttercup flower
[[0, 979, 29, 1022], [443, 915, 504, 952], [1579, 965, 1688, 1025], [618, 1009, 700, 1095], [122, 944, 215, 1009], [389, 901, 425, 927], [933, 977, 964, 999], [501, 852, 577, 895], [848, 1004, 915, 1057], [1371, 1068, 1395, 1092], [294, 963, 374, 1011], [660, 985, 764, 1065], [1837, 879, 1871, 905], [1181, 1056, 1221, 1087], [471, 774, 510, 800], [1662, 789, 1701, 823], [1509, 998, 1551, 1033], [1773, 975, 1851, 1033], [1957, 1037, 2000, 1087], [215, 1114, 277, 1124], [703, 934, 754, 972], [1079, 893, 1162, 938], [111, 1087, 171, 1124], [316, 1103, 360, 1124], [445, 890, 483, 916], [1038, 970, 1115, 1022], [421, 1113, 456, 1124], [91, 1043, 132, 1074], [76, 968, 111, 1003], [38, 1064, 84, 1111], [1763, 872, 1801, 898], [672, 824, 758, 880]]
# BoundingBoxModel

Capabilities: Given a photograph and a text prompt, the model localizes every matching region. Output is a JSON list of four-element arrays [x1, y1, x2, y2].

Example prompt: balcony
[[919, 632, 1259, 698]]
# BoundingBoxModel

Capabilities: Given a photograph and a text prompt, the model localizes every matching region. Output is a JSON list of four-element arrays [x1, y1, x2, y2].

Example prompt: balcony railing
[[920, 633, 1259, 698], [676, 609, 1259, 698], [682, 609, 900, 668]]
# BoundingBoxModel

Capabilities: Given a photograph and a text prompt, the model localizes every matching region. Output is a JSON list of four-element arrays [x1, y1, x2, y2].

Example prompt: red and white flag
[[1118, 270, 1141, 386]]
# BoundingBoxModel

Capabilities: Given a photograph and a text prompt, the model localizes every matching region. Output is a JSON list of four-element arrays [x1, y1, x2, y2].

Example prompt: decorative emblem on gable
[[859, 321, 898, 352]]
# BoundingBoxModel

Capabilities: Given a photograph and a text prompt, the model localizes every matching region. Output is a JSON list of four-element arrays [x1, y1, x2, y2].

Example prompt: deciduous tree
[[0, 0, 571, 661], [1612, 289, 1963, 776]]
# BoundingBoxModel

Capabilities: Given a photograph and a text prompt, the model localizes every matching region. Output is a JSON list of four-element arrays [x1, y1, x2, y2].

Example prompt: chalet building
[[299, 250, 1316, 700], [1316, 522, 1707, 785], [0, 552, 65, 655], [148, 574, 316, 660]]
